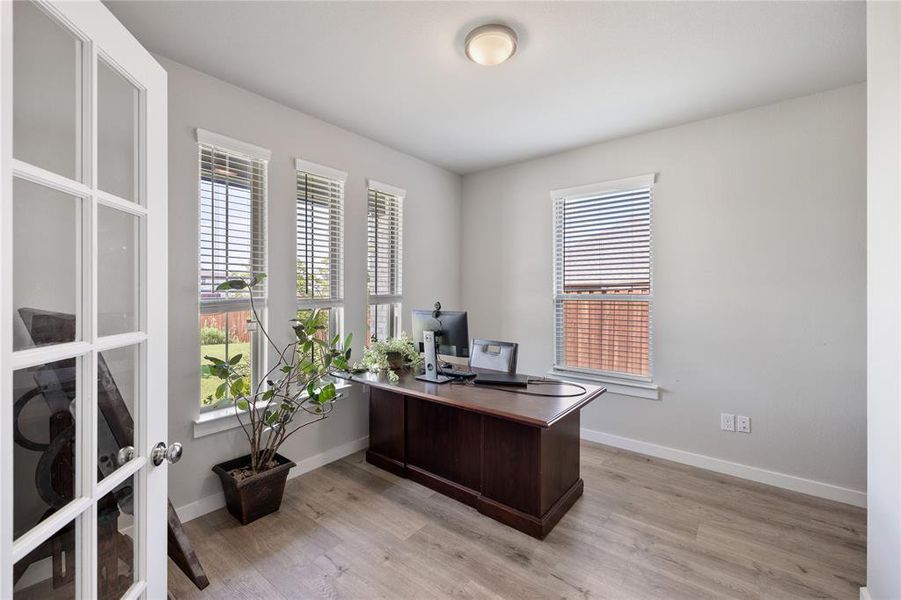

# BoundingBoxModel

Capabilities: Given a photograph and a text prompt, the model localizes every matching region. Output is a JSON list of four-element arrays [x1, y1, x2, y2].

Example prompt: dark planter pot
[[211, 452, 296, 525]]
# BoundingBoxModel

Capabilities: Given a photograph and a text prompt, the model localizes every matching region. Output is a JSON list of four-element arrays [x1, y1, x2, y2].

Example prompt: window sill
[[192, 382, 352, 439], [547, 368, 659, 400]]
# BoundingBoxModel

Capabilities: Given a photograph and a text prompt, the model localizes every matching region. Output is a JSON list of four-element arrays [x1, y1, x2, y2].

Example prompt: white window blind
[[553, 176, 654, 379], [368, 184, 404, 340], [198, 143, 267, 312], [368, 187, 403, 299], [296, 169, 344, 306]]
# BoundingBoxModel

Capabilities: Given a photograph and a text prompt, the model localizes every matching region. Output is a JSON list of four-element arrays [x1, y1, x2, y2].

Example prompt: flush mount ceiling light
[[464, 24, 518, 66]]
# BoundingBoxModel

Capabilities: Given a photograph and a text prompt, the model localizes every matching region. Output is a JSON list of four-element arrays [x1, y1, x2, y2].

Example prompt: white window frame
[[367, 179, 404, 342], [195, 128, 269, 412], [549, 173, 659, 400], [295, 158, 347, 342]]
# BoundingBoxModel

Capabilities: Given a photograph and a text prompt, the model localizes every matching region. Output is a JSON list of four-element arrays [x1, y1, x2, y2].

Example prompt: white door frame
[[0, 1, 167, 598]]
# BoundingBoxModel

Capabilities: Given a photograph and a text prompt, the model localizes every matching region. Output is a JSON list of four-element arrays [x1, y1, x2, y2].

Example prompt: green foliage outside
[[200, 321, 246, 346], [200, 326, 227, 345], [296, 258, 332, 300], [200, 342, 250, 406]]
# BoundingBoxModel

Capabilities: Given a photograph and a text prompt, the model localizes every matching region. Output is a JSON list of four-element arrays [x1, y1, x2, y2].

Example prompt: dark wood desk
[[355, 370, 605, 538]]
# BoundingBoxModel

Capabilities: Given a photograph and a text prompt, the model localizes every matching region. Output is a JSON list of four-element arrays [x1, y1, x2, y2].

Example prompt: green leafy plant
[[199, 325, 227, 345], [296, 307, 329, 340], [357, 334, 423, 383], [203, 273, 353, 475]]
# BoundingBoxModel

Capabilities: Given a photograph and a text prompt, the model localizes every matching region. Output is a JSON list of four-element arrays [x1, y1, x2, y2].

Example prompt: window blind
[[367, 188, 403, 300], [553, 184, 652, 378], [296, 171, 343, 306], [198, 144, 267, 313]]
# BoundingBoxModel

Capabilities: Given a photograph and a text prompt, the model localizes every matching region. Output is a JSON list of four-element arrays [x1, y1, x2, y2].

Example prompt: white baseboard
[[174, 435, 370, 523], [860, 586, 871, 600], [175, 429, 864, 522], [175, 489, 227, 524], [580, 428, 866, 508]]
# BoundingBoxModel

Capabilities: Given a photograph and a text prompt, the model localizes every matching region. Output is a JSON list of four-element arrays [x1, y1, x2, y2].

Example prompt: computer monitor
[[412, 308, 469, 358]]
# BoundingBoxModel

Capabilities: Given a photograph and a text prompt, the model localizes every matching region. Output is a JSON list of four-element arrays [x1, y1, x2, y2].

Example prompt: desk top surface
[[350, 368, 605, 427]]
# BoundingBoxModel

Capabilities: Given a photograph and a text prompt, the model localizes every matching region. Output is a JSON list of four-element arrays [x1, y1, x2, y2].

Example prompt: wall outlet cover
[[737, 415, 751, 433], [721, 413, 735, 432]]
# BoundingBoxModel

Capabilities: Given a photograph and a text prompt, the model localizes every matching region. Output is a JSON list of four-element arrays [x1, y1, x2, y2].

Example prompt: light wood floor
[[168, 441, 866, 600]]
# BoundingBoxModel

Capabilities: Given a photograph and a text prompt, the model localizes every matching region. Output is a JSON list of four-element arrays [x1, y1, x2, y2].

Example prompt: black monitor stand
[[415, 330, 452, 384]]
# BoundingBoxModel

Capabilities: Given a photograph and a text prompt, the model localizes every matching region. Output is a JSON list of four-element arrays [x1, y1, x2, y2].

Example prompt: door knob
[[151, 441, 183, 466], [116, 446, 135, 467]]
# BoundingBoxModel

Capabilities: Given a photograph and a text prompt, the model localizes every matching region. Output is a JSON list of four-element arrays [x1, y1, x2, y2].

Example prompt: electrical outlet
[[720, 413, 735, 432], [737, 415, 751, 433]]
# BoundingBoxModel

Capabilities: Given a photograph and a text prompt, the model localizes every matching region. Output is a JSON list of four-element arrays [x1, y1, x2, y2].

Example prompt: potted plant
[[358, 334, 423, 382], [204, 274, 352, 525]]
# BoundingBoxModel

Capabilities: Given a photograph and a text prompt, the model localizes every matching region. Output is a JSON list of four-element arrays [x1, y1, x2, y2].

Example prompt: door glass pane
[[13, 519, 76, 599], [98, 475, 136, 599], [13, 178, 81, 351], [13, 0, 82, 181], [97, 345, 137, 480], [13, 360, 78, 540], [98, 206, 139, 336], [98, 59, 139, 203]]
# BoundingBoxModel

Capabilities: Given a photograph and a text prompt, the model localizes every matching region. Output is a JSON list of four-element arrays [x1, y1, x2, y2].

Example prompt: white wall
[[161, 56, 461, 513], [461, 84, 866, 496], [866, 3, 901, 598]]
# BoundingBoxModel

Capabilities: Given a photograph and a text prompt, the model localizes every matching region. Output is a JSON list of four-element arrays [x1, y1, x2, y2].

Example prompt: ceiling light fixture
[[465, 24, 518, 66]]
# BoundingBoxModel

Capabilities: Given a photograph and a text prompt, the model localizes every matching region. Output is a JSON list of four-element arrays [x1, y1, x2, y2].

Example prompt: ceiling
[[105, 1, 865, 175]]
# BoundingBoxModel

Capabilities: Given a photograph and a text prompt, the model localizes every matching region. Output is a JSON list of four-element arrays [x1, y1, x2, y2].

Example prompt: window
[[296, 159, 346, 341], [553, 174, 655, 380], [197, 129, 269, 408], [367, 181, 405, 342]]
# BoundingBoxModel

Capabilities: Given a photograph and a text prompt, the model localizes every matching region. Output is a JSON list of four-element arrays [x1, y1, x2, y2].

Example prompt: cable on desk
[[450, 378, 588, 398]]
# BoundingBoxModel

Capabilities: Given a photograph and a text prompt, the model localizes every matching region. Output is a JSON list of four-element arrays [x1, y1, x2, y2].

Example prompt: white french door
[[0, 1, 168, 598]]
